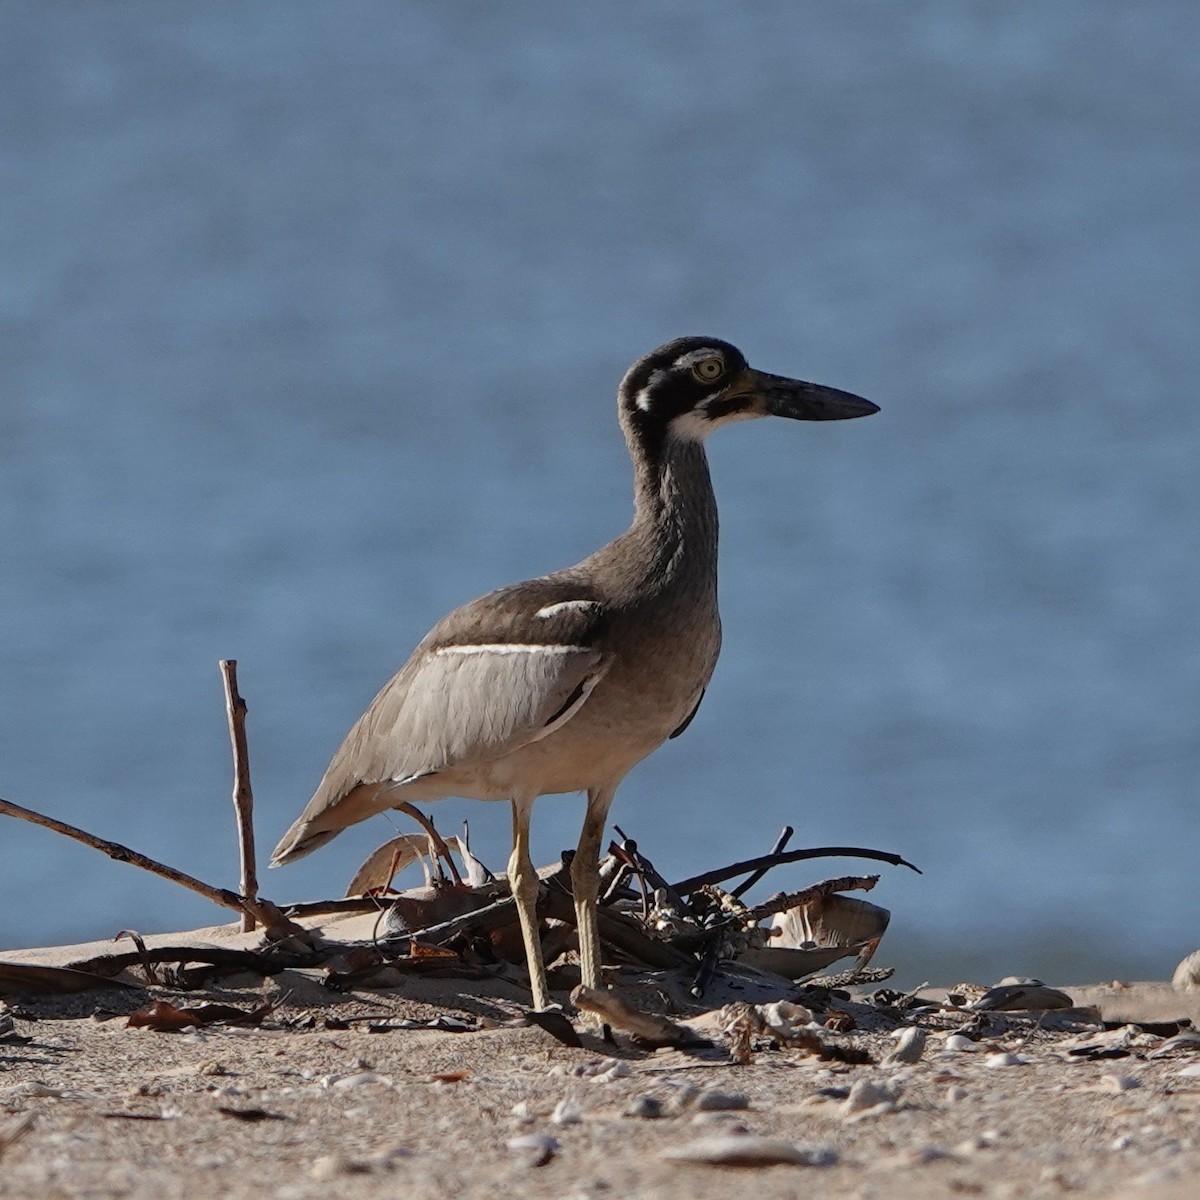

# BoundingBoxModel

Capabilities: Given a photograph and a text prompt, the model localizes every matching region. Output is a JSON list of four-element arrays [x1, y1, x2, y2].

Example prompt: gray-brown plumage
[[271, 336, 878, 1009]]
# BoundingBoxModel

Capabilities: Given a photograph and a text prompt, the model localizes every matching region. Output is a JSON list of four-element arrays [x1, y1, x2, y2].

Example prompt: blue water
[[2, 2, 1197, 986]]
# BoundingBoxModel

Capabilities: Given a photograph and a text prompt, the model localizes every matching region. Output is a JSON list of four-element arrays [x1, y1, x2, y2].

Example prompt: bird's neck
[[625, 434, 719, 592]]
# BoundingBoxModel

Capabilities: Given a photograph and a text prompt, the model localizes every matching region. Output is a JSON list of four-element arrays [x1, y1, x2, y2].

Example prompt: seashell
[[971, 984, 1073, 1012], [759, 1000, 814, 1036], [661, 1135, 837, 1167], [750, 893, 890, 980], [883, 1026, 927, 1065]]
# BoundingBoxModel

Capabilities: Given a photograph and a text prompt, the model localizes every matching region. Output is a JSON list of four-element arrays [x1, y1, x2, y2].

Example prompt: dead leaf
[[186, 1001, 274, 1026], [127, 1001, 204, 1032], [428, 1070, 470, 1083], [126, 999, 273, 1032], [409, 941, 459, 960]]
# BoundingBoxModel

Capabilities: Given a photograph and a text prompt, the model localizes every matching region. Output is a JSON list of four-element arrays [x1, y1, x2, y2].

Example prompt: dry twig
[[0, 796, 309, 942], [673, 845, 920, 894], [219, 660, 258, 932]]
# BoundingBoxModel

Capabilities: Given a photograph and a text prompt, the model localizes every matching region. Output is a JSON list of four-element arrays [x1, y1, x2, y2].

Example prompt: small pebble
[[984, 1052, 1026, 1068], [665, 1083, 702, 1114], [840, 1079, 897, 1119], [506, 1134, 559, 1167], [878, 1144, 953, 1168], [311, 1155, 371, 1180], [883, 1027, 927, 1065], [625, 1095, 663, 1119], [551, 1096, 583, 1126], [576, 1057, 630, 1083], [690, 1112, 751, 1130], [954, 1134, 998, 1155], [1100, 1074, 1142, 1093], [943, 1035, 977, 1053], [694, 1090, 749, 1112], [945, 1085, 968, 1103]]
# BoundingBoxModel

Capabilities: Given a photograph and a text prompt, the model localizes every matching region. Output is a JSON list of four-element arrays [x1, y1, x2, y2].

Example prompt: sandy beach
[[3, 919, 1199, 1200]]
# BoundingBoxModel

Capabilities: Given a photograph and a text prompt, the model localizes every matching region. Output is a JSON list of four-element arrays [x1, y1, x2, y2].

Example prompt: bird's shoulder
[[423, 575, 610, 652]]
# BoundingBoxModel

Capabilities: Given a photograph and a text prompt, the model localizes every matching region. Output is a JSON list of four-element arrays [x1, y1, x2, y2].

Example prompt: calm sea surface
[[2, 2, 1197, 985]]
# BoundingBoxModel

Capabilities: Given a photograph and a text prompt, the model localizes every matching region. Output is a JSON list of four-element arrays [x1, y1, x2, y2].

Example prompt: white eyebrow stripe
[[536, 600, 601, 619], [635, 368, 667, 410], [672, 348, 722, 369], [434, 643, 591, 657]]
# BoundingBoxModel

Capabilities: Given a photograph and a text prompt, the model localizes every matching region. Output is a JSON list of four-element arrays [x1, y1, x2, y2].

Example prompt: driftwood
[[65, 944, 322, 980], [0, 795, 309, 943]]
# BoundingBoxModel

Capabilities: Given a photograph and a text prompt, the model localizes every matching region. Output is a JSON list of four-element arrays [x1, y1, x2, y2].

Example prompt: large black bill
[[758, 371, 880, 421]]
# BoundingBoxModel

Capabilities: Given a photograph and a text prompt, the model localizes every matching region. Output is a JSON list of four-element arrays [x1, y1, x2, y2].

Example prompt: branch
[[219, 660, 258, 932], [743, 873, 880, 922], [672, 845, 921, 894], [0, 796, 309, 943], [730, 824, 793, 899]]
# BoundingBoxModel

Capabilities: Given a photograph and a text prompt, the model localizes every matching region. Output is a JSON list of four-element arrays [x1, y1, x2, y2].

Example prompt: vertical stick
[[219, 659, 258, 932]]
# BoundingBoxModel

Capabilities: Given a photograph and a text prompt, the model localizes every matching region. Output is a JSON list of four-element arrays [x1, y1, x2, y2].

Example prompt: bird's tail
[[269, 780, 392, 867], [268, 814, 340, 867]]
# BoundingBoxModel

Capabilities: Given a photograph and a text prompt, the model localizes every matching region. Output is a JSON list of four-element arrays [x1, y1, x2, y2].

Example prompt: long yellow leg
[[508, 795, 550, 1010], [571, 785, 616, 992]]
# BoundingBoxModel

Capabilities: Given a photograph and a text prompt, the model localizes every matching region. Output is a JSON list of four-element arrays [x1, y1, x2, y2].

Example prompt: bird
[[270, 336, 878, 1010]]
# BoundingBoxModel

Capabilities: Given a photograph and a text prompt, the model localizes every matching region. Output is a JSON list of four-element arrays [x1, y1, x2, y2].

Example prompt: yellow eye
[[693, 357, 725, 382]]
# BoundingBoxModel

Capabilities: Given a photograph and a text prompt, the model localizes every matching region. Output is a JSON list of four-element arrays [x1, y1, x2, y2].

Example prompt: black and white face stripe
[[620, 336, 752, 445]]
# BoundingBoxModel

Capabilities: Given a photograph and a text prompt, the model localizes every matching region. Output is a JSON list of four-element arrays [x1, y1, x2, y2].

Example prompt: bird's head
[[618, 336, 878, 451]]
